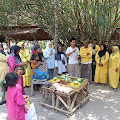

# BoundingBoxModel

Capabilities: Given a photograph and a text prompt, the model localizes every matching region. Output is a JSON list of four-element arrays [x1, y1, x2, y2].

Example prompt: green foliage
[[0, 0, 119, 45]]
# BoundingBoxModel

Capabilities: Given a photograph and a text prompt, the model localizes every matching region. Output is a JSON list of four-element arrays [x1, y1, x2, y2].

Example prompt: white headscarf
[[46, 41, 53, 49]]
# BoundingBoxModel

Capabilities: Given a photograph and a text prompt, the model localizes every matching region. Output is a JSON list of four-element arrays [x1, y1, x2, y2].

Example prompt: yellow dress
[[17, 42, 32, 87], [109, 52, 119, 88], [119, 52, 120, 79], [94, 52, 109, 84], [0, 53, 9, 81], [19, 49, 32, 87], [95, 45, 100, 52]]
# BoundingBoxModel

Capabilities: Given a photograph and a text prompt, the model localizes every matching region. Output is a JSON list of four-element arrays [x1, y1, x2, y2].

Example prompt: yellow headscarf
[[109, 46, 119, 66], [112, 46, 119, 56], [17, 42, 24, 47]]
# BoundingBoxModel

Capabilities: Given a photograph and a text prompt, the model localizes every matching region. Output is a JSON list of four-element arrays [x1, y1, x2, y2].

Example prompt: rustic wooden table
[[41, 80, 90, 117]]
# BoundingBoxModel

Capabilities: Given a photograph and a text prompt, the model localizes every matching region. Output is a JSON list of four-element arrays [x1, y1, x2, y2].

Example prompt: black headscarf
[[55, 46, 64, 60], [0, 45, 6, 56], [14, 45, 21, 55], [8, 45, 22, 64], [0, 50, 6, 56], [98, 44, 107, 57]]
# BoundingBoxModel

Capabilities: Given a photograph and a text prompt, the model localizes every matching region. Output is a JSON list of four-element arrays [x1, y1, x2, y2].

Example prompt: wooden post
[[54, 0, 58, 50], [7, 37, 10, 49]]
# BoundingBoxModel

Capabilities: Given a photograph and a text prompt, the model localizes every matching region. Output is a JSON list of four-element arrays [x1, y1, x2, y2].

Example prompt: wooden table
[[41, 79, 90, 116]]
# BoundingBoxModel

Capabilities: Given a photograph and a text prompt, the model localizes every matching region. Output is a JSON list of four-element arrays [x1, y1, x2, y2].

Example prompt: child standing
[[5, 72, 29, 120], [55, 46, 67, 75], [0, 66, 26, 105]]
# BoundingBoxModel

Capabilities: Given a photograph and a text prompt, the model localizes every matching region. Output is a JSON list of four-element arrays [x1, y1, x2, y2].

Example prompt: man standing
[[66, 38, 80, 77], [113, 40, 118, 46], [99, 40, 103, 47], [105, 41, 112, 55], [92, 39, 100, 81]]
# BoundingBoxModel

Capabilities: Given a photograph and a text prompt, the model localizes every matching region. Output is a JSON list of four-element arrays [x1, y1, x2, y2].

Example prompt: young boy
[[34, 46, 46, 63], [31, 54, 41, 79]]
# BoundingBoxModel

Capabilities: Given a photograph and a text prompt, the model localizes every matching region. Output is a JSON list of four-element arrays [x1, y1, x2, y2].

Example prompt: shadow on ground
[[0, 84, 120, 120]]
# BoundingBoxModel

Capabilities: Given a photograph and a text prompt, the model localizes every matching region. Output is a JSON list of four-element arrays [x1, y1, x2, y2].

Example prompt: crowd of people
[[0, 39, 120, 120]]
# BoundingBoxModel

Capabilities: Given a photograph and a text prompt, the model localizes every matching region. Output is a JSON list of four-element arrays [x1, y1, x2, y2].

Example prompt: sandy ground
[[0, 84, 120, 120]]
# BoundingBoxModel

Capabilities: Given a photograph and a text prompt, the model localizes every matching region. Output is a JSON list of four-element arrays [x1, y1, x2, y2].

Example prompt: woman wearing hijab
[[55, 46, 67, 75], [0, 44, 9, 82], [43, 41, 55, 80], [31, 40, 42, 54], [7, 45, 27, 94], [109, 46, 119, 89], [17, 42, 32, 87], [94, 44, 109, 84], [80, 39, 92, 84], [91, 39, 100, 81]]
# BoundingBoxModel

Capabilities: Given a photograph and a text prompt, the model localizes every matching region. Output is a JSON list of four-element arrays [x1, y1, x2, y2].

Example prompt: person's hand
[[87, 53, 90, 56], [38, 61, 41, 65], [44, 61, 47, 64], [72, 49, 76, 53], [75, 56, 79, 59], [26, 60, 29, 63], [21, 62, 27, 66], [65, 66, 67, 68], [23, 95, 29, 101], [116, 67, 118, 72], [93, 62, 96, 65], [56, 67, 58, 70], [99, 63, 103, 66], [33, 60, 37, 64], [50, 51, 53, 55]]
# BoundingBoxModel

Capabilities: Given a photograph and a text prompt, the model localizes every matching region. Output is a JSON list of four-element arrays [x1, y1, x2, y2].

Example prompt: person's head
[[14, 45, 21, 55], [46, 41, 53, 49], [35, 41, 39, 46], [100, 44, 106, 51], [90, 40, 92, 44], [34, 46, 40, 53], [70, 38, 76, 47], [17, 42, 24, 50], [58, 42, 62, 46], [0, 44, 3, 51], [31, 54, 39, 61], [99, 41, 103, 46], [105, 41, 109, 47], [114, 41, 118, 46], [84, 39, 89, 48], [57, 46, 62, 53], [4, 73, 19, 90], [62, 44, 66, 50], [93, 39, 97, 45], [10, 46, 14, 54], [14, 66, 25, 77], [112, 46, 119, 54]]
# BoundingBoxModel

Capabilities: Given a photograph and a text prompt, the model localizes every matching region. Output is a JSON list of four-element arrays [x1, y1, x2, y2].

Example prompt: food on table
[[53, 83, 73, 94], [49, 79, 60, 83], [74, 81, 78, 85], [49, 75, 87, 88], [69, 82, 81, 88], [59, 80, 69, 85]]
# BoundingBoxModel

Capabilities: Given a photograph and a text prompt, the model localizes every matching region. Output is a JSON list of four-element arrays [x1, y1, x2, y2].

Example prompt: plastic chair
[[31, 63, 48, 96]]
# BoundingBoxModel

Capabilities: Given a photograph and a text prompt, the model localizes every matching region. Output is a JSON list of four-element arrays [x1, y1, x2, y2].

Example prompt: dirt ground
[[0, 84, 120, 120]]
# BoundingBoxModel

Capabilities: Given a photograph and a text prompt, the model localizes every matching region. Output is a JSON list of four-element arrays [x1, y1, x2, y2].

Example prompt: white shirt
[[55, 54, 67, 74], [66, 47, 80, 64]]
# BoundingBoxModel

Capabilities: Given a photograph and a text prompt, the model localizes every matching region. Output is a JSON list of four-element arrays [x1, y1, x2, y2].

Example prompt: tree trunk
[[54, 0, 58, 50]]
